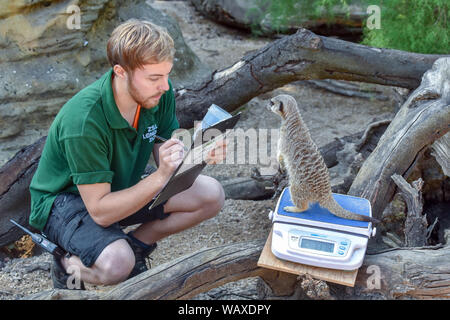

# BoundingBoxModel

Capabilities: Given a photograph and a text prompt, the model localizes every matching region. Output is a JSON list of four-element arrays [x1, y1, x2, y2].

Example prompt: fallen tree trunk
[[392, 174, 428, 247], [348, 57, 450, 219], [221, 177, 274, 200], [175, 28, 447, 128], [0, 137, 46, 245], [25, 239, 450, 300], [190, 0, 366, 40], [303, 79, 389, 101]]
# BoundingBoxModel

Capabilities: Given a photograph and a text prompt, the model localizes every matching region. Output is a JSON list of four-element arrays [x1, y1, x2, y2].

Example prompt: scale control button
[[339, 246, 346, 250], [340, 241, 348, 246], [338, 250, 345, 255]]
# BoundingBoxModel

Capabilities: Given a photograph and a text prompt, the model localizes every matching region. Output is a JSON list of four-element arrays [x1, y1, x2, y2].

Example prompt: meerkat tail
[[320, 196, 379, 223]]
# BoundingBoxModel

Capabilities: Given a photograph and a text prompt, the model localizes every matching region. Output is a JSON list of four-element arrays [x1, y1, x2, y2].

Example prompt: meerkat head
[[267, 94, 296, 119]]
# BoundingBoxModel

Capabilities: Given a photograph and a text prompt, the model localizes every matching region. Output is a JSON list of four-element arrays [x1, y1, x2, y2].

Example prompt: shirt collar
[[101, 69, 130, 129]]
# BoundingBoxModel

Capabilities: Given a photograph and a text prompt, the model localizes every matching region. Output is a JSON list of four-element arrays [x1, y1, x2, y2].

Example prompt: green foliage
[[250, 0, 449, 54], [362, 0, 449, 54]]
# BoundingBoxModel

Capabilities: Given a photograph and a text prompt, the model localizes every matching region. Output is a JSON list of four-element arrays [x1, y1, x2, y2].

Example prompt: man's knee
[[200, 176, 225, 218], [95, 239, 135, 285]]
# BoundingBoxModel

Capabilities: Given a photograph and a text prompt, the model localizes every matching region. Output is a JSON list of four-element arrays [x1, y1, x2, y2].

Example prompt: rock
[[0, 0, 210, 166]]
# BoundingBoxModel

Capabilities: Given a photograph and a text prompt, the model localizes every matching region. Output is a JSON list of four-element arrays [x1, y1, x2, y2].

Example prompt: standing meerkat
[[269, 94, 378, 223]]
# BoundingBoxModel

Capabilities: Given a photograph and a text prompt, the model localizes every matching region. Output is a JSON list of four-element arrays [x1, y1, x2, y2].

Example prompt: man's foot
[[127, 233, 157, 279], [51, 255, 85, 290]]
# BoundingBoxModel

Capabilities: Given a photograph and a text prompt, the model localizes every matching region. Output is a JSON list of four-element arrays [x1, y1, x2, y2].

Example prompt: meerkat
[[268, 94, 378, 223]]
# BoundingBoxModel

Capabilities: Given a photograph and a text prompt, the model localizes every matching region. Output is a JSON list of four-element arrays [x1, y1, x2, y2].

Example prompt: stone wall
[[0, 0, 210, 166]]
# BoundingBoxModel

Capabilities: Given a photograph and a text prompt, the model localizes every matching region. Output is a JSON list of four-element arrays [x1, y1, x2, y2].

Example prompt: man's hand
[[157, 138, 185, 179], [205, 139, 228, 165]]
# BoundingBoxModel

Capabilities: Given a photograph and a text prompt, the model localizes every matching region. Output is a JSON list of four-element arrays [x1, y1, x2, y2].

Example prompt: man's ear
[[113, 64, 127, 79]]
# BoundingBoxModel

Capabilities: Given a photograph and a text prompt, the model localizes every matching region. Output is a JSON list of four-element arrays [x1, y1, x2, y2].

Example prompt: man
[[29, 19, 226, 289]]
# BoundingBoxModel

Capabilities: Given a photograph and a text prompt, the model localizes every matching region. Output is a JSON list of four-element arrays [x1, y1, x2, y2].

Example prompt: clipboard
[[148, 112, 241, 210]]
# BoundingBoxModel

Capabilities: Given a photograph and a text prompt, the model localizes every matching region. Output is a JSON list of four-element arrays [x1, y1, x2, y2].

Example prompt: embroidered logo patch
[[143, 124, 157, 143]]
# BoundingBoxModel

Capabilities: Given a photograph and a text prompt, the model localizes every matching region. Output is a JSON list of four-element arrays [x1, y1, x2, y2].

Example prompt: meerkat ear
[[279, 101, 284, 113]]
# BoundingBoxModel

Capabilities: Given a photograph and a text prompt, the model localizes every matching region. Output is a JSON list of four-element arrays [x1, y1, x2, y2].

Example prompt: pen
[[154, 134, 168, 143], [155, 135, 188, 152]]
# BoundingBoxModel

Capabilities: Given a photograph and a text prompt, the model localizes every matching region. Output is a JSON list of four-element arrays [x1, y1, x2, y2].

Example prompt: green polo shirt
[[29, 69, 179, 230]]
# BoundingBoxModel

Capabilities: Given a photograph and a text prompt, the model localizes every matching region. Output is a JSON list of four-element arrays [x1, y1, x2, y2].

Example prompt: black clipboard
[[148, 112, 241, 210]]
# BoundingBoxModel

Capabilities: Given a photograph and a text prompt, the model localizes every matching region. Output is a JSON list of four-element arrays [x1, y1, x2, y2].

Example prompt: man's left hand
[[205, 139, 228, 165]]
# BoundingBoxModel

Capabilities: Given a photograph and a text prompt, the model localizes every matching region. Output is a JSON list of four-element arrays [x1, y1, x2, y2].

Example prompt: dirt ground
[[0, 0, 398, 299]]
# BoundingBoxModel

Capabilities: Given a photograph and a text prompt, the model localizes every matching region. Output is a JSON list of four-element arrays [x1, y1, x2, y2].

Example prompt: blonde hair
[[107, 19, 175, 71]]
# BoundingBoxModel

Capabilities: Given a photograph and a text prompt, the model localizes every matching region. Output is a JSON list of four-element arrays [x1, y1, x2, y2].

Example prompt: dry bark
[[391, 174, 428, 247], [190, 0, 366, 40], [0, 137, 46, 245], [348, 57, 450, 219], [175, 28, 446, 128]]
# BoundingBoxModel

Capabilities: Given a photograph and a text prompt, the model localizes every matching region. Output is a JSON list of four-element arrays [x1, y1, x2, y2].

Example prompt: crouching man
[[29, 19, 226, 289]]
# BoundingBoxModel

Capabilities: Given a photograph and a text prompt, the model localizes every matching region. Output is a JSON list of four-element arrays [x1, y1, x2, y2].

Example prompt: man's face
[[126, 60, 173, 109]]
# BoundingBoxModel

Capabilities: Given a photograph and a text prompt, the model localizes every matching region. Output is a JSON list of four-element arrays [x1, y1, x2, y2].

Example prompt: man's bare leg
[[60, 175, 224, 285], [60, 238, 135, 286]]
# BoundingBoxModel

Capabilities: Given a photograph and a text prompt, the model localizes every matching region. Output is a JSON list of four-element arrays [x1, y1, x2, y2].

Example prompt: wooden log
[[431, 132, 450, 176], [24, 239, 450, 300], [221, 177, 274, 200], [391, 174, 428, 247], [25, 239, 267, 300], [349, 57, 450, 219], [190, 0, 367, 40], [354, 245, 450, 299], [0, 137, 46, 245], [175, 28, 447, 128], [303, 79, 389, 101]]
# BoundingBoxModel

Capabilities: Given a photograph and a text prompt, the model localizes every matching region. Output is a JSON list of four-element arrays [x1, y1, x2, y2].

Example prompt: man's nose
[[158, 76, 170, 92]]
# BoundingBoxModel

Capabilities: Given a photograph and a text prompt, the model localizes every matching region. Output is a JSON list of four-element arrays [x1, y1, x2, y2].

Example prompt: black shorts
[[42, 192, 169, 267]]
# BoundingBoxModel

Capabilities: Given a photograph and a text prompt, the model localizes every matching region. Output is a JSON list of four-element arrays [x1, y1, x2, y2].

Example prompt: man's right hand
[[156, 138, 185, 180]]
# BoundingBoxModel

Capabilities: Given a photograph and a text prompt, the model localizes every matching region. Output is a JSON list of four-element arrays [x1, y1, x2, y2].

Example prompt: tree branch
[[175, 28, 447, 127], [349, 57, 450, 219]]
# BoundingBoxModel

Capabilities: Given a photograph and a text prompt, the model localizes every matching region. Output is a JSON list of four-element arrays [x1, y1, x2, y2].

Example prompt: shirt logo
[[143, 124, 157, 143]]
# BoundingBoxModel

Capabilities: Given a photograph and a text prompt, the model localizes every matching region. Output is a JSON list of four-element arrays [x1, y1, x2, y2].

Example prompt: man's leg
[[60, 238, 135, 286], [131, 174, 225, 245], [55, 174, 224, 286], [45, 193, 136, 287]]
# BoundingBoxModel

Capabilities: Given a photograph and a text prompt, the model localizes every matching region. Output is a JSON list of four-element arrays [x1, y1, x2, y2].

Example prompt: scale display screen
[[300, 238, 335, 253]]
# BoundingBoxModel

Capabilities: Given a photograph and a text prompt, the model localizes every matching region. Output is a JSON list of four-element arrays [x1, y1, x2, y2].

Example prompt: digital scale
[[269, 187, 376, 271]]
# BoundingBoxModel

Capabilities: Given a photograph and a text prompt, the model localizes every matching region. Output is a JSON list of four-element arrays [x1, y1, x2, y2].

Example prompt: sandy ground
[[0, 0, 398, 300]]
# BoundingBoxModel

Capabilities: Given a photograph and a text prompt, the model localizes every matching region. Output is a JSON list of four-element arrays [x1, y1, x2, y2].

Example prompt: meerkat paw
[[283, 201, 309, 213], [283, 205, 308, 213]]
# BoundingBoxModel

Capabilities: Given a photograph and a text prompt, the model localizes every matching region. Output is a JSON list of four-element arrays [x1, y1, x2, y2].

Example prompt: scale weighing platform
[[267, 187, 376, 271]]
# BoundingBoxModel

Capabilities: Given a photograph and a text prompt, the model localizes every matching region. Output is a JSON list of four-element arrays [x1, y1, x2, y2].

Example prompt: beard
[[127, 76, 162, 109]]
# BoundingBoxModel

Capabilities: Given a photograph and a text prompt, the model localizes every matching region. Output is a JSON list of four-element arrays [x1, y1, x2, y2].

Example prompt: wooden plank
[[257, 227, 358, 287]]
